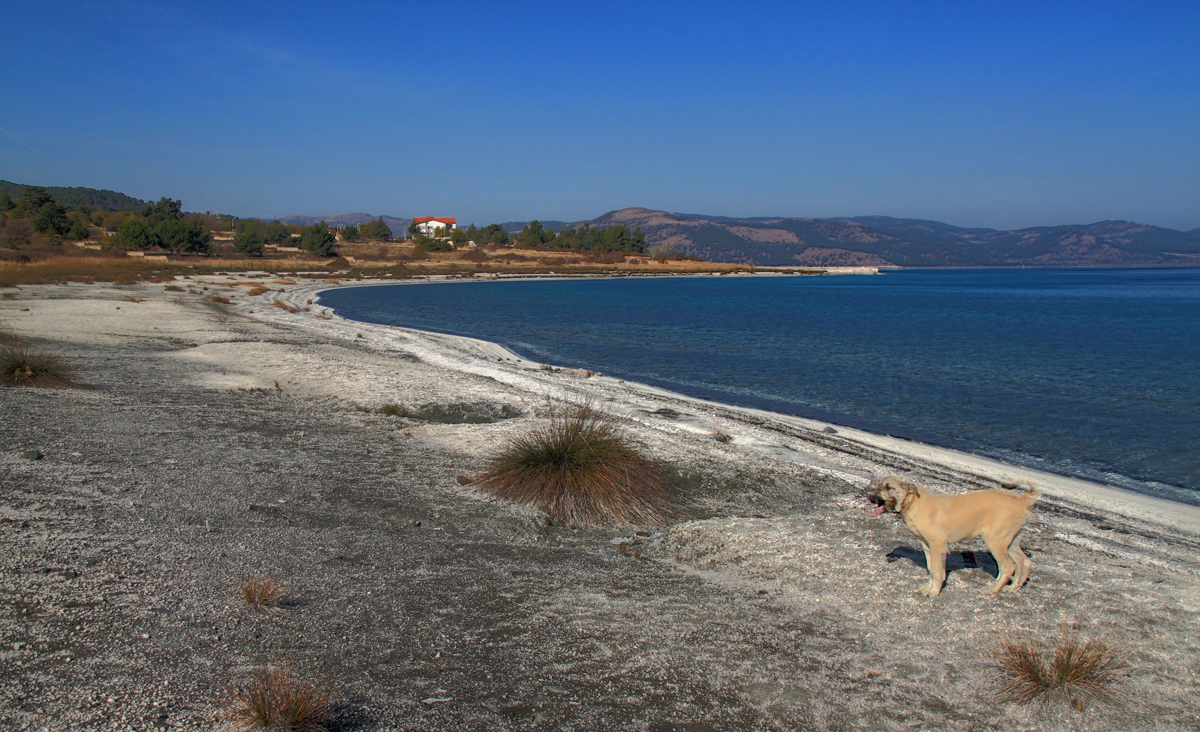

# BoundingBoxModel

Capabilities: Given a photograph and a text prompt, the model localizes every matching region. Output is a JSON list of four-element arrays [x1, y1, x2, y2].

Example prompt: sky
[[1, 1, 1198, 230]]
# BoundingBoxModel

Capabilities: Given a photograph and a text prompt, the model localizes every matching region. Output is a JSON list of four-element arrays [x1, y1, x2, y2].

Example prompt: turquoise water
[[319, 269, 1200, 506]]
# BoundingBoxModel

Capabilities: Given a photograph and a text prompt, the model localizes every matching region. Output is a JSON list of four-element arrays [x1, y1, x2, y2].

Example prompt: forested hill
[[0, 180, 146, 211], [572, 208, 1200, 267]]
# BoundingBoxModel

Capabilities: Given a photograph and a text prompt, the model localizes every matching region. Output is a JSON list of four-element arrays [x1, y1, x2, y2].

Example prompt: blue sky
[[2, 1, 1197, 229]]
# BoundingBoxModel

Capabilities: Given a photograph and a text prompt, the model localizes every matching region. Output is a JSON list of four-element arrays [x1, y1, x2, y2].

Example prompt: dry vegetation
[[0, 240, 760, 287], [477, 401, 675, 527], [223, 666, 333, 732], [987, 628, 1130, 711], [0, 330, 75, 387], [238, 576, 288, 614]]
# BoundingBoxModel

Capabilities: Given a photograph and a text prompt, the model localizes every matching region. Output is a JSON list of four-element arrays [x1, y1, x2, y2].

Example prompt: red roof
[[413, 216, 456, 225]]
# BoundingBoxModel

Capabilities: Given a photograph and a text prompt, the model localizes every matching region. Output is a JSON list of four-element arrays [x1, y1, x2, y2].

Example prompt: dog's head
[[867, 475, 919, 517]]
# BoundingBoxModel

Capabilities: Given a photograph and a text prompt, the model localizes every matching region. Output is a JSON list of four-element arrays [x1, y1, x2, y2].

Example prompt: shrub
[[0, 340, 74, 387], [239, 576, 287, 613], [476, 401, 674, 526], [223, 666, 333, 732], [987, 629, 1129, 710], [247, 285, 270, 296]]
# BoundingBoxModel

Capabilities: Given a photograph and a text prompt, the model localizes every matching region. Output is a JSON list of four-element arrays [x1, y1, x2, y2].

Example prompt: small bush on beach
[[987, 629, 1129, 710], [224, 666, 333, 732], [477, 401, 674, 526], [1, 340, 75, 387], [239, 576, 287, 613]]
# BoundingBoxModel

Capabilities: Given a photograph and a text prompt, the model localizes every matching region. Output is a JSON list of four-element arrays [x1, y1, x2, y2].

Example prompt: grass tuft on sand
[[224, 666, 333, 732], [987, 629, 1129, 711], [239, 576, 287, 613], [0, 333, 75, 387], [477, 401, 674, 526]]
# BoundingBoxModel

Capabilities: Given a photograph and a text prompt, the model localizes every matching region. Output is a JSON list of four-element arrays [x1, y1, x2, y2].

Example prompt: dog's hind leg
[[983, 532, 1018, 594], [1006, 539, 1032, 592]]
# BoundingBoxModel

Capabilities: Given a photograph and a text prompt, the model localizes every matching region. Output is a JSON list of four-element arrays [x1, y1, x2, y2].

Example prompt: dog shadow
[[885, 546, 1009, 578]]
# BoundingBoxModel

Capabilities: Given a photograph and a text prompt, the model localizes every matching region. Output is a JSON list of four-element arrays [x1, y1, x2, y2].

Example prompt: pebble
[[20, 450, 43, 460]]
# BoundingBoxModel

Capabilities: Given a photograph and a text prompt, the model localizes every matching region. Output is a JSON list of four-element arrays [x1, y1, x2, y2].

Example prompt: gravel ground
[[1, 278, 1198, 731]]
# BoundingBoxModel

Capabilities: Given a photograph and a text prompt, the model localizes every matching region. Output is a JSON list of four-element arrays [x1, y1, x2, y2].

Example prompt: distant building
[[413, 216, 456, 237]]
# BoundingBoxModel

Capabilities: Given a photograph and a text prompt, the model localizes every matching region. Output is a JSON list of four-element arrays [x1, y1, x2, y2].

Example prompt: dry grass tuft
[[210, 295, 232, 304], [476, 401, 675, 526], [247, 285, 270, 297], [239, 576, 288, 613], [223, 666, 333, 732], [987, 629, 1129, 711], [163, 284, 185, 292], [273, 300, 299, 314], [0, 340, 75, 387]]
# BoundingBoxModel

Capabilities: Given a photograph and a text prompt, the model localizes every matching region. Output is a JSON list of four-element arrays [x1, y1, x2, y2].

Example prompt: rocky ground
[[1, 277, 1198, 731]]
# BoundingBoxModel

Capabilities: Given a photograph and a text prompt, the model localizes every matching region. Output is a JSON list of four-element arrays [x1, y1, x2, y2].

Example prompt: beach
[[2, 274, 1198, 731]]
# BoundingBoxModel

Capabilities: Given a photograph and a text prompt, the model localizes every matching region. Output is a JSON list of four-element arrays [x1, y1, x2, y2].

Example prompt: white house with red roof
[[413, 216, 456, 237]]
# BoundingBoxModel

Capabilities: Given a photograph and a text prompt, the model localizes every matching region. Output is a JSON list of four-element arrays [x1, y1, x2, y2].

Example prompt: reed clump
[[0, 332, 75, 387], [986, 628, 1129, 711], [223, 666, 333, 731], [238, 576, 287, 613], [477, 401, 674, 526]]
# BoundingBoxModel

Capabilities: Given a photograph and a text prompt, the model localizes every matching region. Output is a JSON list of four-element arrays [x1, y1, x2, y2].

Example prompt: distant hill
[[0, 179, 146, 211], [277, 213, 412, 238], [580, 208, 1200, 267]]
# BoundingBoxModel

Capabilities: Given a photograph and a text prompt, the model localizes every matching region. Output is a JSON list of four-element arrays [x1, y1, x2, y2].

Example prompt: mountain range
[[282, 208, 1200, 266], [6, 178, 1197, 266]]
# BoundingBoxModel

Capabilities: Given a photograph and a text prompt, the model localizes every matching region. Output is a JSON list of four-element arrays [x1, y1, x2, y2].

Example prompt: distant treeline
[[1, 185, 211, 254], [436, 221, 647, 254], [0, 180, 146, 212]]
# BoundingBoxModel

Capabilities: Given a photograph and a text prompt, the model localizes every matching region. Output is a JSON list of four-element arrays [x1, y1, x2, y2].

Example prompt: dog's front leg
[[917, 541, 938, 597], [921, 541, 948, 598]]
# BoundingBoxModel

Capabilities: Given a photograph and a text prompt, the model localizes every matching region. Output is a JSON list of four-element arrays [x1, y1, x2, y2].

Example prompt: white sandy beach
[[2, 274, 1198, 731]]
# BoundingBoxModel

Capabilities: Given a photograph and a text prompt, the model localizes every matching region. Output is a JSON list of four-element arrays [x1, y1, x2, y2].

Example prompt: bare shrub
[[987, 629, 1129, 710], [477, 401, 674, 526], [272, 300, 298, 314], [247, 285, 270, 296], [223, 666, 333, 731]]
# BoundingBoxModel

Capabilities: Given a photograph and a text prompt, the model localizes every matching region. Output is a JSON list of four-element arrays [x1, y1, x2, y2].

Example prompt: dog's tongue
[[873, 505, 885, 518]]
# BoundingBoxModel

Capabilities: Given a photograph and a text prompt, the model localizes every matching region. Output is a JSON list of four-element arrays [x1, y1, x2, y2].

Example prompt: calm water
[[319, 269, 1200, 506]]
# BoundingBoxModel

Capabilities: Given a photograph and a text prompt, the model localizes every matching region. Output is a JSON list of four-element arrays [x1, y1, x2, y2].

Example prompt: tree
[[77, 203, 91, 218], [33, 202, 70, 236], [64, 215, 90, 241], [340, 224, 361, 242], [116, 219, 158, 250], [155, 217, 211, 254], [14, 187, 55, 219], [415, 235, 451, 252], [0, 192, 13, 212], [141, 198, 183, 226], [518, 220, 549, 248], [362, 217, 392, 241], [407, 220, 419, 240], [233, 227, 265, 256], [300, 221, 337, 256], [264, 221, 291, 244], [449, 228, 471, 247]]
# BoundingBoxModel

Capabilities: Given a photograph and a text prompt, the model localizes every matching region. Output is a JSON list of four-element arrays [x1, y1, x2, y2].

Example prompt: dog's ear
[[897, 483, 918, 512]]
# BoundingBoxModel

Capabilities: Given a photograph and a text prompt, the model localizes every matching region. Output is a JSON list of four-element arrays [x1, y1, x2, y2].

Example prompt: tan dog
[[868, 475, 1039, 597]]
